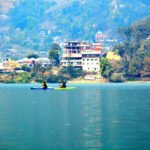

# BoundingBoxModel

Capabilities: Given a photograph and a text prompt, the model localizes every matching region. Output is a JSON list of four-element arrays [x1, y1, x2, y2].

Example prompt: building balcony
[[61, 59, 82, 63], [62, 53, 82, 58], [61, 61, 82, 67], [61, 63, 82, 67]]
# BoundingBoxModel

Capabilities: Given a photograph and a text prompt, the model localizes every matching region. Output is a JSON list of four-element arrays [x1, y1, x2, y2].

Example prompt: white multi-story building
[[61, 41, 83, 68], [61, 41, 102, 74], [82, 50, 100, 73]]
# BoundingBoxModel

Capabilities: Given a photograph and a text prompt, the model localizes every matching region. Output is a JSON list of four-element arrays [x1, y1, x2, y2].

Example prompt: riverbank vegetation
[[0, 65, 86, 83], [1, 16, 150, 83], [100, 16, 150, 82]]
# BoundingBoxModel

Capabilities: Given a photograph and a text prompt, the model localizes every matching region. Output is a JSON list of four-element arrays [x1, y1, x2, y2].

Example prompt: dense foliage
[[48, 43, 61, 66], [0, 0, 150, 57], [100, 57, 113, 79], [114, 16, 150, 80], [27, 53, 39, 59], [60, 66, 85, 78], [0, 64, 86, 83], [1, 1, 150, 82]]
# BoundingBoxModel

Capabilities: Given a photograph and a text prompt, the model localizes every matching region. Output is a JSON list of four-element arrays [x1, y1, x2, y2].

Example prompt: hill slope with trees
[[0, 0, 150, 57], [101, 16, 150, 81]]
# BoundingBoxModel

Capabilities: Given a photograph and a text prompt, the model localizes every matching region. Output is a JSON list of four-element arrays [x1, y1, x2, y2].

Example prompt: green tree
[[50, 43, 61, 51], [48, 43, 61, 66], [114, 44, 125, 57], [60, 66, 85, 78], [47, 74, 59, 83], [16, 72, 31, 83], [143, 57, 150, 72], [100, 58, 113, 79], [128, 56, 143, 77], [21, 65, 31, 72], [32, 64, 42, 73], [27, 53, 39, 59], [110, 73, 125, 82], [48, 50, 60, 66]]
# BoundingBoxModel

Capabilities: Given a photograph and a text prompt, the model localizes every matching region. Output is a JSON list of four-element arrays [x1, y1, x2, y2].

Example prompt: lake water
[[0, 83, 150, 150]]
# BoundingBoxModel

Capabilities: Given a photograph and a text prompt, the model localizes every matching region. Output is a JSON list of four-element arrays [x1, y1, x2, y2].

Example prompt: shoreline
[[68, 79, 150, 84], [68, 78, 107, 84], [0, 79, 150, 84], [68, 78, 150, 84]]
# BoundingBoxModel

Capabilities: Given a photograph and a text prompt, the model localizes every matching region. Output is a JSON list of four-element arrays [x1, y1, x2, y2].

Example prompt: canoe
[[55, 87, 76, 90], [30, 87, 54, 90]]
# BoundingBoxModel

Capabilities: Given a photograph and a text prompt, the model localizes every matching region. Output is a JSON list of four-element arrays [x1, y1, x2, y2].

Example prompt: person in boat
[[60, 81, 66, 88], [41, 81, 48, 89]]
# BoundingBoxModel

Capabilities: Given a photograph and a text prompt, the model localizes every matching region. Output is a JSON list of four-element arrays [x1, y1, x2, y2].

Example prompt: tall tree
[[48, 43, 61, 66], [100, 57, 113, 79], [48, 50, 60, 66], [50, 43, 62, 51]]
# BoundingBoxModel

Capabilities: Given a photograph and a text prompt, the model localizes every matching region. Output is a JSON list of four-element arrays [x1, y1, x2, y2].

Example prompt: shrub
[[47, 75, 59, 83], [16, 72, 31, 83], [110, 73, 126, 82], [21, 65, 31, 72]]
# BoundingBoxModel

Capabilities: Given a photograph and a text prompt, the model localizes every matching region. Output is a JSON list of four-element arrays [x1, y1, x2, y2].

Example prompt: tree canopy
[[100, 57, 113, 79], [113, 16, 150, 79], [27, 53, 39, 59]]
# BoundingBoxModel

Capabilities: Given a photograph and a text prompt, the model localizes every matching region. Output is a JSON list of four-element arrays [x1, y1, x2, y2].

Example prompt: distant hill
[[0, 0, 150, 57]]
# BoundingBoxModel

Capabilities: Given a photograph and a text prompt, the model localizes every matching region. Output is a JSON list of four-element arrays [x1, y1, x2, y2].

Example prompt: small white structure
[[84, 76, 95, 80], [0, 62, 5, 70], [146, 35, 150, 41], [18, 57, 51, 67], [18, 58, 37, 67], [36, 57, 50, 67]]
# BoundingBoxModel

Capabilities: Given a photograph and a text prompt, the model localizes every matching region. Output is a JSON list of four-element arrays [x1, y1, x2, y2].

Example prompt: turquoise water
[[0, 83, 150, 150]]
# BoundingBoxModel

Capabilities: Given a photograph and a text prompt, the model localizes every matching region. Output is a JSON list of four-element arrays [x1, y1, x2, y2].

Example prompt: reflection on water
[[80, 88, 102, 149], [0, 83, 150, 150]]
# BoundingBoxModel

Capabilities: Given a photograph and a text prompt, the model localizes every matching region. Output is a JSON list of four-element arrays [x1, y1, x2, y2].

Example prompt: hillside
[[0, 0, 150, 57], [111, 16, 150, 81]]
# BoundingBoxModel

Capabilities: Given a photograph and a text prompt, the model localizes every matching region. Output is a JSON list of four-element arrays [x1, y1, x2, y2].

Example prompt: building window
[[77, 62, 81, 64]]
